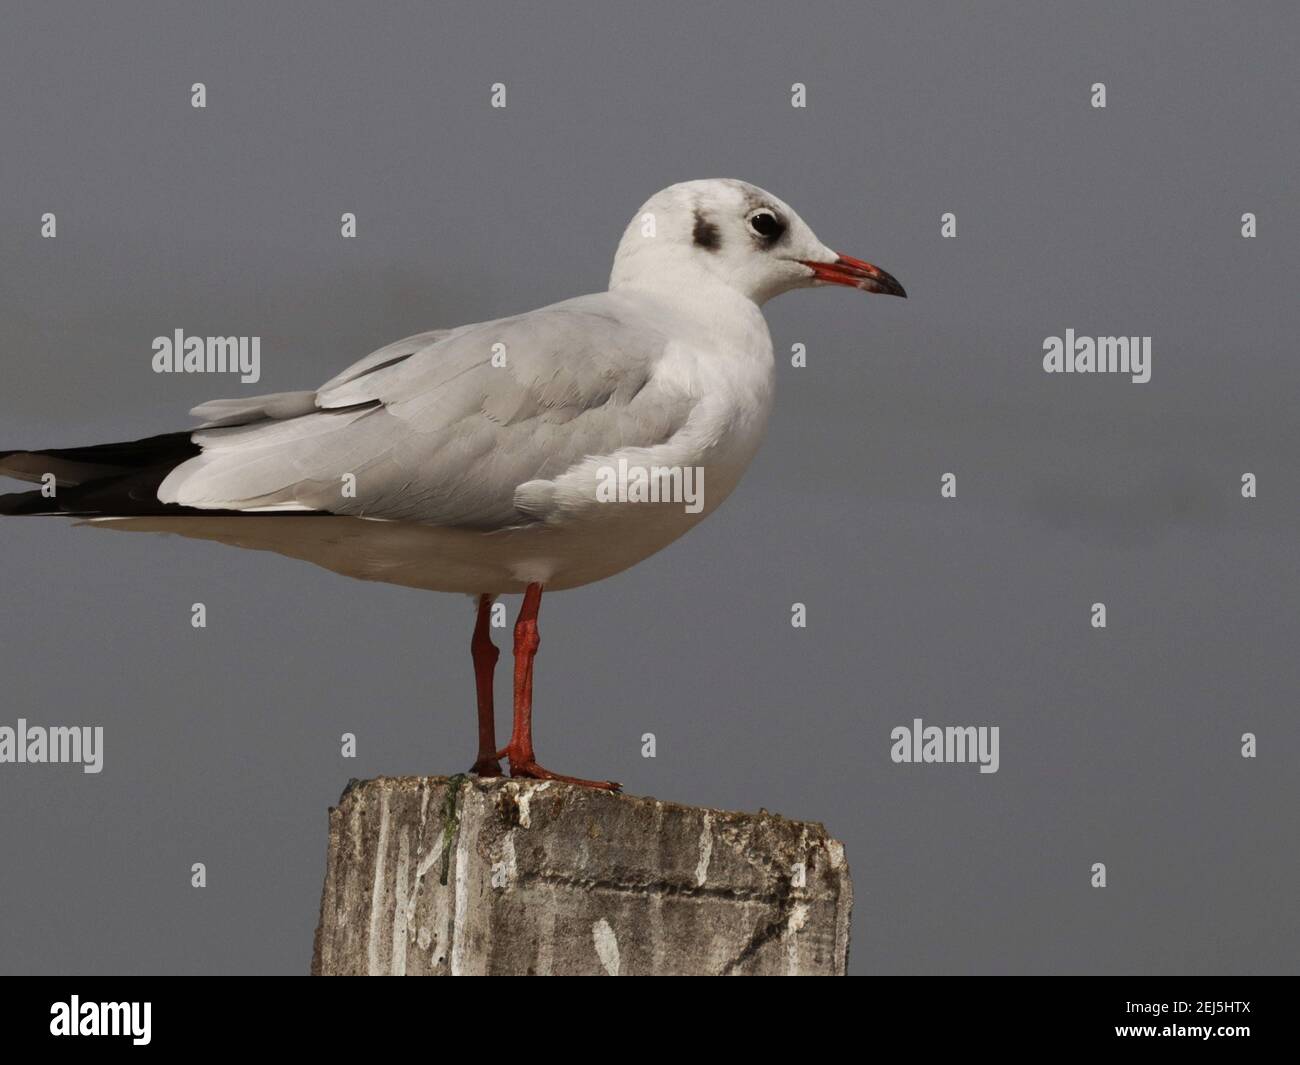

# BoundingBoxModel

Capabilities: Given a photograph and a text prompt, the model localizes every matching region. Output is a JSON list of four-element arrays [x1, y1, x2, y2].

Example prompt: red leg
[[468, 594, 503, 777], [505, 582, 620, 791]]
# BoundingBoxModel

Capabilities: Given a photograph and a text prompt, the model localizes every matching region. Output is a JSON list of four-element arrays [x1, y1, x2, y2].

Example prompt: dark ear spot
[[692, 209, 721, 251]]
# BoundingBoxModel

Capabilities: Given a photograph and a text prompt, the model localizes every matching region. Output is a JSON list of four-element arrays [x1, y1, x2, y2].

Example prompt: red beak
[[800, 253, 907, 297]]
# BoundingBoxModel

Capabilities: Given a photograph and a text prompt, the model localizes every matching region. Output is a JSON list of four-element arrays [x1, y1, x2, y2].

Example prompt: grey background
[[1, 0, 1296, 974]]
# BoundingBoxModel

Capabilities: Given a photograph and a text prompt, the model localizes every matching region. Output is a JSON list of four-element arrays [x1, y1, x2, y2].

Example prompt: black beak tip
[[878, 274, 907, 299]]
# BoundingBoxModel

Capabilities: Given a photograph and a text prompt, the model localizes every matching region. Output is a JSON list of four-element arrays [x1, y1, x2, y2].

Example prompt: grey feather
[[190, 390, 319, 428]]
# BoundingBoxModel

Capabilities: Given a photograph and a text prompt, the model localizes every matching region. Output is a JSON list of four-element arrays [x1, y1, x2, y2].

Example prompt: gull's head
[[609, 178, 905, 306]]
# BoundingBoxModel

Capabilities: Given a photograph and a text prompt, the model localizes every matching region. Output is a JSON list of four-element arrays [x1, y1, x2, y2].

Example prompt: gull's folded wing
[[158, 294, 696, 529]]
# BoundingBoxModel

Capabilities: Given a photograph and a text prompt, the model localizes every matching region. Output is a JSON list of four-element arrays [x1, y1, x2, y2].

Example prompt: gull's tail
[[0, 431, 207, 516]]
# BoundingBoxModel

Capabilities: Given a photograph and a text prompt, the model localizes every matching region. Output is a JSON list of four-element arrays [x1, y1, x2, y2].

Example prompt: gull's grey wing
[[158, 295, 695, 528]]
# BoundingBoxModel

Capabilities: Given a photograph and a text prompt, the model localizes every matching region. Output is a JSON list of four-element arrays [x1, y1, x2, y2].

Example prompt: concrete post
[[311, 775, 852, 976]]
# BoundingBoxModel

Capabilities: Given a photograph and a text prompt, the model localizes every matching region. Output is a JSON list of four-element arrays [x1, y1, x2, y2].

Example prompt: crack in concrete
[[720, 887, 797, 976]]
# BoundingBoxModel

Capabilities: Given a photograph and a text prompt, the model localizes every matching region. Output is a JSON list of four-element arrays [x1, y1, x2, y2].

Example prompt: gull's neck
[[609, 265, 769, 341]]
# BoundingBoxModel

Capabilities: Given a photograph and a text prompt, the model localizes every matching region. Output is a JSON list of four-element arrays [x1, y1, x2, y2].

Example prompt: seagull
[[1, 179, 905, 789]]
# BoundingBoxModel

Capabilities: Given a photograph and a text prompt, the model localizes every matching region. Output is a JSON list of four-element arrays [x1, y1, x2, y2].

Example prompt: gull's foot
[[468, 756, 504, 778], [507, 759, 621, 792]]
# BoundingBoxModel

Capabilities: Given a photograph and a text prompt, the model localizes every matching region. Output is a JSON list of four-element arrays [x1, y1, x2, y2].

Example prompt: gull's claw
[[507, 760, 621, 792], [468, 757, 504, 778]]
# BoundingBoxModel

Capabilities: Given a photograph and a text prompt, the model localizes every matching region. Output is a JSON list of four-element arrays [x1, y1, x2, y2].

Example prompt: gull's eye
[[747, 209, 784, 241]]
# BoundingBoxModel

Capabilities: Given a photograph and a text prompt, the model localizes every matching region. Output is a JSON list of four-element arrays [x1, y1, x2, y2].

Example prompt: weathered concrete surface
[[311, 776, 852, 976]]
